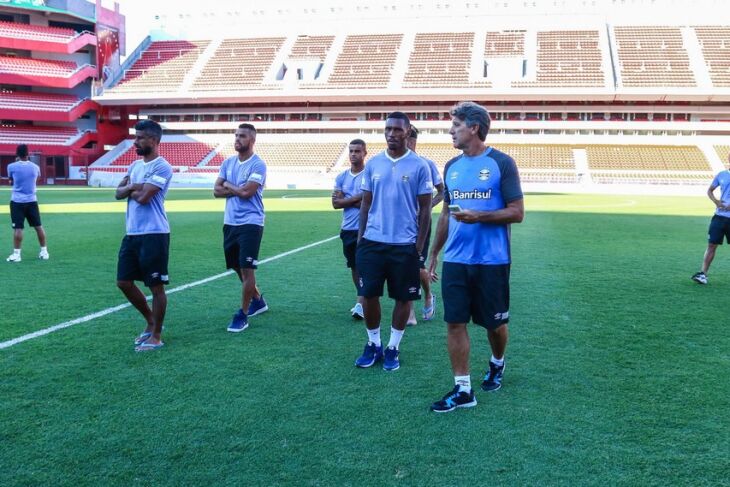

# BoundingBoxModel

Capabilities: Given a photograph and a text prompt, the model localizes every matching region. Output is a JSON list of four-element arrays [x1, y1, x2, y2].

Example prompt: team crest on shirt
[[478, 169, 490, 181]]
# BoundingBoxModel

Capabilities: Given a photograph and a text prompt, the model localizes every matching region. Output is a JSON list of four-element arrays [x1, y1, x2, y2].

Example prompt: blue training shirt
[[443, 147, 523, 265], [361, 149, 433, 244], [125, 156, 173, 235], [8, 161, 40, 203], [218, 154, 267, 226], [334, 168, 365, 231], [712, 170, 730, 218]]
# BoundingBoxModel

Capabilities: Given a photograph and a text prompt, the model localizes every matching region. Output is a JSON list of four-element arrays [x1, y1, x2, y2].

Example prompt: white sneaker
[[38, 250, 49, 260], [407, 308, 417, 326], [6, 253, 21, 262], [350, 302, 364, 320]]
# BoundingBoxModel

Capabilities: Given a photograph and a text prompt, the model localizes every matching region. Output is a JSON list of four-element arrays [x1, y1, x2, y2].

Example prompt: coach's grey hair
[[450, 101, 491, 141]]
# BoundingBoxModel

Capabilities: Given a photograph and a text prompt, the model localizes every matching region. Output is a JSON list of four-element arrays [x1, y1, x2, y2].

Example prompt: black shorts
[[708, 214, 730, 245], [340, 229, 358, 268], [419, 224, 432, 269], [10, 201, 41, 229], [355, 238, 420, 301], [442, 262, 510, 330], [224, 224, 263, 269], [117, 233, 170, 287]]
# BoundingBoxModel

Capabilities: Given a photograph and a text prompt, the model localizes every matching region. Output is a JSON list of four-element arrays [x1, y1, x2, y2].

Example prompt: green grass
[[0, 188, 728, 486]]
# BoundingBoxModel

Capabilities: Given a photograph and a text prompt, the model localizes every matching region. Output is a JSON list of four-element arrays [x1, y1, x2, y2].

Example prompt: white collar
[[142, 156, 161, 166], [384, 149, 411, 163], [237, 154, 255, 164]]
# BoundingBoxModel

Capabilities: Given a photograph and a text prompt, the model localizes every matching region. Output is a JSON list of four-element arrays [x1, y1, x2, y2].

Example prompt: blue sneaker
[[247, 295, 269, 317], [227, 309, 249, 332], [430, 386, 477, 413], [355, 342, 383, 368], [383, 346, 400, 371], [481, 361, 505, 391]]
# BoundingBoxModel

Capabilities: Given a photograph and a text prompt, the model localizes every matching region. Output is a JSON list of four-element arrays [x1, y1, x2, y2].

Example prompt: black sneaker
[[691, 272, 708, 285], [430, 385, 477, 413], [481, 361, 505, 391]]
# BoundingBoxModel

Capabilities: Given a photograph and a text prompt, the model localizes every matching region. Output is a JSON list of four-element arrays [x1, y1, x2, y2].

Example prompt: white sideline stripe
[[0, 235, 339, 350]]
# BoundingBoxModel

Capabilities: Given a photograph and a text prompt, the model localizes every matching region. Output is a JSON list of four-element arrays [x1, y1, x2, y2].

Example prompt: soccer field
[[0, 188, 727, 486]]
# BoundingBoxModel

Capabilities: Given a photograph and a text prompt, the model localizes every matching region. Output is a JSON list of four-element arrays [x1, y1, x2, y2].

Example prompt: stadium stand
[[0, 125, 80, 145], [110, 141, 217, 167], [0, 55, 78, 77], [191, 37, 286, 91], [514, 30, 606, 88], [0, 20, 96, 53], [715, 145, 730, 163], [0, 20, 75, 41], [587, 145, 711, 184], [694, 26, 730, 88], [587, 145, 710, 171], [84, 15, 730, 192], [412, 143, 461, 165], [321, 34, 402, 88], [0, 90, 83, 112], [0, 55, 96, 88], [403, 32, 490, 88], [485, 30, 526, 57], [206, 141, 345, 172], [289, 35, 335, 61], [613, 26, 696, 87], [482, 144, 578, 184], [496, 144, 575, 169], [109, 40, 210, 92]]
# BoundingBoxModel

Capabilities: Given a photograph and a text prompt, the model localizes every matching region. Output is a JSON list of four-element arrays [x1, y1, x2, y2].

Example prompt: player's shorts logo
[[401, 175, 409, 182], [479, 169, 490, 181]]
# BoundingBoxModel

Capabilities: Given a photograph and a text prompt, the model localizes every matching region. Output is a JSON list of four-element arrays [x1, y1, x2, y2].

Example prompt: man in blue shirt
[[6, 144, 48, 263], [115, 120, 173, 352], [406, 126, 445, 325], [355, 112, 433, 371], [427, 102, 524, 412], [332, 139, 367, 320], [214, 123, 269, 332], [692, 153, 730, 285]]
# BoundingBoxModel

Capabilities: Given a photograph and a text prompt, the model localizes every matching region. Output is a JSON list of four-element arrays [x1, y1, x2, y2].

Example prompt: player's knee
[[149, 285, 166, 297], [116, 280, 133, 291]]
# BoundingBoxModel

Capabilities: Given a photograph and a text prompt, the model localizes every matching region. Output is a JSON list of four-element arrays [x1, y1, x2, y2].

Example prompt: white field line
[[0, 235, 338, 350]]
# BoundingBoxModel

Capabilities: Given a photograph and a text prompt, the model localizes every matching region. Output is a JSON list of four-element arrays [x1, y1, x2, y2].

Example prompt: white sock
[[387, 326, 404, 349], [367, 327, 381, 347], [13, 249, 20, 255], [455, 375, 471, 392], [40, 246, 47, 253], [491, 355, 504, 367]]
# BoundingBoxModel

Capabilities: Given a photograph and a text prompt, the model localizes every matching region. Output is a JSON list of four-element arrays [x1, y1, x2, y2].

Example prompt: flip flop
[[134, 332, 152, 345], [422, 295, 437, 321], [134, 341, 164, 352]]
